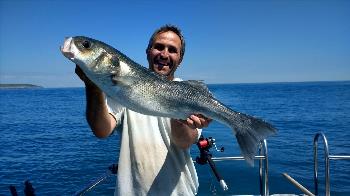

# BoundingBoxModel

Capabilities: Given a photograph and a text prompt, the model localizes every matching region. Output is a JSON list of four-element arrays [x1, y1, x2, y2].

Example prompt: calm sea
[[0, 81, 349, 195]]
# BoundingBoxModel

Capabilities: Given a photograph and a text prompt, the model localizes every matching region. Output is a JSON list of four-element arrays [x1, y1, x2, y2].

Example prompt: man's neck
[[167, 75, 174, 81]]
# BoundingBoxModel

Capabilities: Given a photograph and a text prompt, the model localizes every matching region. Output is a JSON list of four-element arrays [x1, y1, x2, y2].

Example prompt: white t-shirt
[[106, 78, 200, 196]]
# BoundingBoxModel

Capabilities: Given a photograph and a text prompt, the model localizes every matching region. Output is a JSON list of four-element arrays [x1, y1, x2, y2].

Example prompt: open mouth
[[154, 58, 172, 69], [61, 49, 75, 59], [156, 62, 167, 69], [60, 37, 75, 59]]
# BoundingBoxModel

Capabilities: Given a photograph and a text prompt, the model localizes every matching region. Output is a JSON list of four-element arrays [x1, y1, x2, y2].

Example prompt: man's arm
[[75, 65, 116, 138], [171, 114, 212, 149]]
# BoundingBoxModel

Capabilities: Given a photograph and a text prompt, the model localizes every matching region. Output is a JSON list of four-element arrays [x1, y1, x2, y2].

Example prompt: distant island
[[0, 84, 43, 89]]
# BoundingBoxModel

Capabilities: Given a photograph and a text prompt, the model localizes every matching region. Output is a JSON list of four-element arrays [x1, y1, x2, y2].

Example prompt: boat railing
[[73, 133, 350, 196], [73, 139, 269, 196], [208, 139, 269, 196], [313, 132, 350, 196]]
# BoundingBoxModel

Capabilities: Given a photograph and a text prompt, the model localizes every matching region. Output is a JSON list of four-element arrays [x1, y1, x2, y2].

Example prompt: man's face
[[147, 31, 182, 79]]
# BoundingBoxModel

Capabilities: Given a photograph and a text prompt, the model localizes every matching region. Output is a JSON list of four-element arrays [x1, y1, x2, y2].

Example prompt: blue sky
[[0, 0, 349, 87]]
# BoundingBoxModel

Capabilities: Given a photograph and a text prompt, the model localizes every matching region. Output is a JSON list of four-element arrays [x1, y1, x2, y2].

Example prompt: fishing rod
[[73, 164, 118, 196], [196, 135, 228, 191]]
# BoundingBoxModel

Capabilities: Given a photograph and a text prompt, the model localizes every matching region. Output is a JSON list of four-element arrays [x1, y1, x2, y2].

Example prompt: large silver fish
[[61, 36, 276, 165]]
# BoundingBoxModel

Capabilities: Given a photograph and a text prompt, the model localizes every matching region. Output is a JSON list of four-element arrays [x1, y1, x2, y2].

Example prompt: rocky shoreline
[[0, 84, 43, 89]]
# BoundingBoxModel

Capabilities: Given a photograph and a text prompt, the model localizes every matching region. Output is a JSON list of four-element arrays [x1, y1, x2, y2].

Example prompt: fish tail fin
[[228, 112, 276, 166]]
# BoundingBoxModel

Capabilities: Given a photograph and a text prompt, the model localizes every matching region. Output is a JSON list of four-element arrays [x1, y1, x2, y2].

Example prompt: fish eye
[[82, 40, 91, 49]]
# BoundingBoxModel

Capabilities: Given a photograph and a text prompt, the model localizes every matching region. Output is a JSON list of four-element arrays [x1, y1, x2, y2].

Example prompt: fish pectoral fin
[[90, 52, 112, 69], [109, 54, 121, 69], [111, 75, 138, 86]]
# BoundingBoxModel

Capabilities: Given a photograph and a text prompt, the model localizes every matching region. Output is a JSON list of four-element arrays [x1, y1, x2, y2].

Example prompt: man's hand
[[75, 65, 98, 88], [171, 114, 212, 149], [181, 114, 212, 129]]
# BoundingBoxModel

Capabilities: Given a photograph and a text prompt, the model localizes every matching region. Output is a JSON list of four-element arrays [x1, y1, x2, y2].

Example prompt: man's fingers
[[185, 117, 196, 129], [187, 115, 211, 129], [199, 117, 208, 127], [176, 114, 212, 129], [75, 65, 98, 88], [191, 115, 202, 128]]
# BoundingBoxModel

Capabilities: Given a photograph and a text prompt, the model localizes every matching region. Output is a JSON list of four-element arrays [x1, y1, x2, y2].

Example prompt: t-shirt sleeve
[[196, 128, 202, 141], [105, 96, 125, 127]]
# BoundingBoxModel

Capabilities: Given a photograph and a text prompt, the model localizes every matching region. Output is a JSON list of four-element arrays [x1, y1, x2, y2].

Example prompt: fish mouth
[[61, 50, 75, 59], [60, 37, 75, 59]]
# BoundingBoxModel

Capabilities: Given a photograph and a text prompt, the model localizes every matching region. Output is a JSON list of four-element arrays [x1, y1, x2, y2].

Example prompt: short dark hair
[[146, 24, 186, 63]]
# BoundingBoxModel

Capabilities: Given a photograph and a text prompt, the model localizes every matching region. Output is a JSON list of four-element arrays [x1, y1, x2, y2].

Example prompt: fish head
[[61, 36, 118, 75]]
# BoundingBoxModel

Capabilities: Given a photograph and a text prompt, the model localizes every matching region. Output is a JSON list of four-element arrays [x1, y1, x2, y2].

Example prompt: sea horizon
[[1, 79, 349, 89]]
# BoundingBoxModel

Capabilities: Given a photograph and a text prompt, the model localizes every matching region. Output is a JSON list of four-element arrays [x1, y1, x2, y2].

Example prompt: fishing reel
[[196, 135, 228, 191], [196, 136, 224, 165]]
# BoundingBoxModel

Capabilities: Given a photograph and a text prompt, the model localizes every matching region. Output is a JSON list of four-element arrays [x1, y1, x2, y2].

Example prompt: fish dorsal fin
[[183, 80, 208, 89], [157, 73, 168, 81], [182, 80, 213, 96]]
